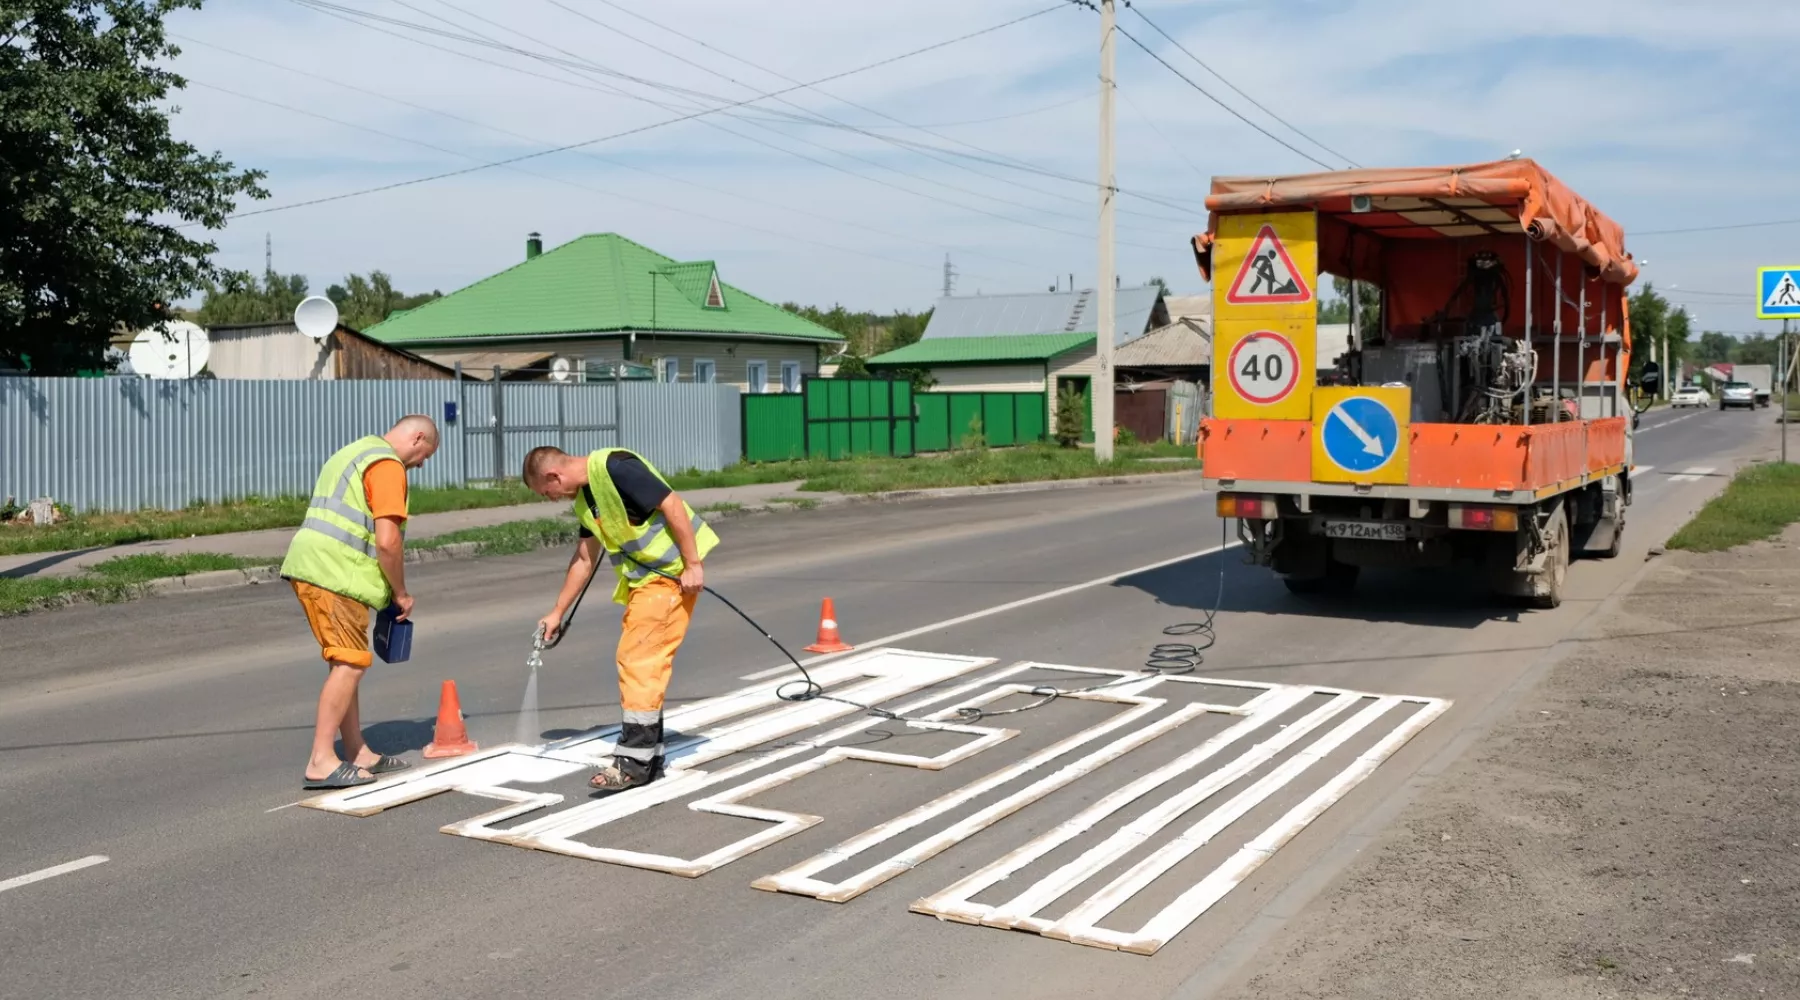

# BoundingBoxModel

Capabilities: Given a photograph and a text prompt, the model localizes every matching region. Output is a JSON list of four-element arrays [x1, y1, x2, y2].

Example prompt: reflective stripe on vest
[[279, 436, 404, 607]]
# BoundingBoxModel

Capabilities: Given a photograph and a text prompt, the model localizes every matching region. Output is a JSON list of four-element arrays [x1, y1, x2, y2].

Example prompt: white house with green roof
[[364, 233, 845, 392], [866, 285, 1167, 432]]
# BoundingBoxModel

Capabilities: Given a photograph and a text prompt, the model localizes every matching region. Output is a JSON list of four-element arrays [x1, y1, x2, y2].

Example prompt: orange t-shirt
[[362, 459, 409, 522]]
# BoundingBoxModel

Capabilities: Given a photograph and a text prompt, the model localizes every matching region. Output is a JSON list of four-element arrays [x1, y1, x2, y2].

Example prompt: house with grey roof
[[866, 285, 1168, 441]]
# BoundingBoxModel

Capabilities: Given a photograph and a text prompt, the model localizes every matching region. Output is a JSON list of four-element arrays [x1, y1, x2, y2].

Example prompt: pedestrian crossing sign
[[1757, 266, 1800, 319]]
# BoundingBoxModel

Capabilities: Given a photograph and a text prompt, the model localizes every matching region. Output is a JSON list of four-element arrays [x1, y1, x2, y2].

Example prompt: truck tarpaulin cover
[[1192, 160, 1638, 348]]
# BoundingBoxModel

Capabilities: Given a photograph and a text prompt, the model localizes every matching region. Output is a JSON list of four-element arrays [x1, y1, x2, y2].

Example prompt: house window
[[747, 360, 768, 394], [781, 360, 802, 393], [659, 357, 679, 383], [694, 359, 717, 384]]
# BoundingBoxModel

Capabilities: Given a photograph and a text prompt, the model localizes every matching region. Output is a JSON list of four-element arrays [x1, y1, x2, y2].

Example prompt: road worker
[[282, 415, 439, 789], [523, 445, 718, 791]]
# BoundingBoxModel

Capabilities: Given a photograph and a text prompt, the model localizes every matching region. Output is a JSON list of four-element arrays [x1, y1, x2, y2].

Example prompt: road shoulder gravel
[[1212, 523, 1800, 999]]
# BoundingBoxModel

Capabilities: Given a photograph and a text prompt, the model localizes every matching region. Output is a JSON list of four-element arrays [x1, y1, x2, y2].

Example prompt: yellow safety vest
[[573, 448, 719, 604], [280, 435, 407, 607]]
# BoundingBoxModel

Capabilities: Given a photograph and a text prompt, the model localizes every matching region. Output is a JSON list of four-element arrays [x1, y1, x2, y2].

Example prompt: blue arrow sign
[[1321, 396, 1399, 474], [1758, 267, 1800, 320]]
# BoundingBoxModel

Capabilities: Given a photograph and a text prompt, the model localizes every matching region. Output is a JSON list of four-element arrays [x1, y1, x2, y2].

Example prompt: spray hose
[[539, 518, 1228, 726]]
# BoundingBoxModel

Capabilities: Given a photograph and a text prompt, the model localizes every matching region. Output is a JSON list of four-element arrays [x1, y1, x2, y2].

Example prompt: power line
[[1124, 3, 1360, 168], [572, 0, 1210, 219], [186, 80, 1015, 282], [1634, 217, 1800, 237], [1061, 0, 1336, 171], [279, 0, 1183, 248], [173, 36, 1042, 280], [201, 4, 1066, 224]]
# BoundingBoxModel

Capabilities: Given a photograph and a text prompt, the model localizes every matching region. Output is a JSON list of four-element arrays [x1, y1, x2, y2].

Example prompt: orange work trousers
[[617, 576, 697, 713]]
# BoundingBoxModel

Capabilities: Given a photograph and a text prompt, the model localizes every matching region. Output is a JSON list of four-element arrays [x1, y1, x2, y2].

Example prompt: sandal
[[303, 761, 374, 790], [365, 754, 410, 775], [589, 763, 656, 792]]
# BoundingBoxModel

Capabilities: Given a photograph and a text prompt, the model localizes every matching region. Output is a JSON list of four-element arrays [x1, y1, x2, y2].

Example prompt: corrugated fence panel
[[1, 377, 739, 512], [742, 394, 806, 462], [616, 382, 740, 474]]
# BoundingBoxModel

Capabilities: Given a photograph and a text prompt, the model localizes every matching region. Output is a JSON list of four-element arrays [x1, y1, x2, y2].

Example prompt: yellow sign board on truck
[[1212, 211, 1320, 420]]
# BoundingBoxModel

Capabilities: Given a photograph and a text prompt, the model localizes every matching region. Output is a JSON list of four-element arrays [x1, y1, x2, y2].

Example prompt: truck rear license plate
[[1324, 520, 1406, 541]]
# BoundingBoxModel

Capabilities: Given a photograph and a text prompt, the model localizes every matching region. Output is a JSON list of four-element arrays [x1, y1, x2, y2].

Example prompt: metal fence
[[0, 376, 741, 512]]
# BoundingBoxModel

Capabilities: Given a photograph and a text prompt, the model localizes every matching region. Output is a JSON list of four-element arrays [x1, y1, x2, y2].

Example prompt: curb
[[4, 468, 1204, 615]]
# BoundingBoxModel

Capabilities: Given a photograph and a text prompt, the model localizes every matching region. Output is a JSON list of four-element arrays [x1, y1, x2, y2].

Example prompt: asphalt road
[[0, 406, 1769, 1000]]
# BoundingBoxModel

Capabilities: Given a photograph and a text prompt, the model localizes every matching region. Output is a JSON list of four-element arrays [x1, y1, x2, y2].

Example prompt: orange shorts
[[292, 580, 373, 668]]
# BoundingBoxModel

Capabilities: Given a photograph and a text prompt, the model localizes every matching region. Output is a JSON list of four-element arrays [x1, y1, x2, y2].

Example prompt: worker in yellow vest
[[282, 415, 439, 789], [523, 445, 719, 791]]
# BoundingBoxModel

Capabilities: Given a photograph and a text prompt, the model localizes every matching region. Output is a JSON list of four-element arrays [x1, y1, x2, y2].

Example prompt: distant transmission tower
[[942, 254, 958, 298], [265, 233, 273, 275]]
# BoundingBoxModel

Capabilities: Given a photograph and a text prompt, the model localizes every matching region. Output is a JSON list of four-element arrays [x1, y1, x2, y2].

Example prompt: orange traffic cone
[[803, 598, 855, 654], [422, 679, 479, 758]]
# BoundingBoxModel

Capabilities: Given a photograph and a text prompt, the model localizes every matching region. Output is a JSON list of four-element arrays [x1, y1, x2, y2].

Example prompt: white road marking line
[[0, 855, 109, 893], [1670, 466, 1717, 483], [738, 541, 1239, 680], [265, 801, 302, 813], [1634, 465, 1655, 476]]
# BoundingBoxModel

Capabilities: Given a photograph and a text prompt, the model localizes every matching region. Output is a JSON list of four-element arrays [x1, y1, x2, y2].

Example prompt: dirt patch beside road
[[1216, 526, 1800, 1000]]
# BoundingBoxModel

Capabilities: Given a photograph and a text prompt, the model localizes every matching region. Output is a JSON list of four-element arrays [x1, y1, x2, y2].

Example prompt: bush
[[1054, 386, 1086, 448], [959, 415, 988, 452], [1116, 426, 1138, 446]]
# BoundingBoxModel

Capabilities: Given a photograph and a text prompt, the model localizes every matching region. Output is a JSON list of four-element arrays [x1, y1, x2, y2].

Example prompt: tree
[[1626, 283, 1691, 383], [1147, 275, 1170, 297], [326, 271, 441, 330], [1, 0, 267, 373], [1318, 276, 1381, 342], [1694, 331, 1737, 367], [196, 269, 308, 327]]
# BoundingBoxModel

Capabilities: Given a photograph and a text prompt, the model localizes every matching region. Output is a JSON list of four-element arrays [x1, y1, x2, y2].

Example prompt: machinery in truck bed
[[1193, 159, 1655, 608]]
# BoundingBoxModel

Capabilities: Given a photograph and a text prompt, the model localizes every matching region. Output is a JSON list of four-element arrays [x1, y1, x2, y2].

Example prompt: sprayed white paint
[[0, 855, 109, 893], [911, 690, 1450, 955], [738, 541, 1240, 681], [1669, 465, 1717, 483], [298, 646, 1448, 958]]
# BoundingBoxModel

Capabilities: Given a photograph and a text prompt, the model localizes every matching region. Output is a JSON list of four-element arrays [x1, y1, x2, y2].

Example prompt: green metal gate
[[803, 376, 915, 459], [914, 392, 1048, 451]]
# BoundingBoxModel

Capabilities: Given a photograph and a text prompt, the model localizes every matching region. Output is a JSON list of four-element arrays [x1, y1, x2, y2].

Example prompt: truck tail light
[[1447, 504, 1519, 532], [1217, 493, 1279, 519]]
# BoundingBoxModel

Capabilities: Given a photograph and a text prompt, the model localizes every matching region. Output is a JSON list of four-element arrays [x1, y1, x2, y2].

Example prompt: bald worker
[[281, 415, 439, 789]]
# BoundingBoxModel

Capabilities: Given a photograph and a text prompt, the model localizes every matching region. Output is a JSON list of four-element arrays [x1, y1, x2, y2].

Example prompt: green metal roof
[[365, 234, 843, 345], [866, 333, 1094, 366]]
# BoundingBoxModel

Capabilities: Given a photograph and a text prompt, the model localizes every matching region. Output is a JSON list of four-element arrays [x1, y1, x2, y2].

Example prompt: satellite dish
[[295, 295, 339, 339], [549, 356, 575, 383], [128, 320, 210, 379]]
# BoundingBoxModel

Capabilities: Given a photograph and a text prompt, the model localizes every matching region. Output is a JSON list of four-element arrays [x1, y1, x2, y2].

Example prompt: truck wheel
[[1527, 509, 1570, 609]]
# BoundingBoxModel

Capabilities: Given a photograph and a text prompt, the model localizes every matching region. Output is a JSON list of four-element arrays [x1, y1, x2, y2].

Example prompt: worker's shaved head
[[391, 414, 439, 445], [523, 446, 585, 499], [384, 414, 440, 469]]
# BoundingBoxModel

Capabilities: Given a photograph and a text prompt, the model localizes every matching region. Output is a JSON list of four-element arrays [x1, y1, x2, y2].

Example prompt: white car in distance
[[1670, 385, 1710, 408]]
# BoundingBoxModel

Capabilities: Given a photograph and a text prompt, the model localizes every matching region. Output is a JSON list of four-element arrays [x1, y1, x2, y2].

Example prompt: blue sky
[[163, 0, 1800, 335]]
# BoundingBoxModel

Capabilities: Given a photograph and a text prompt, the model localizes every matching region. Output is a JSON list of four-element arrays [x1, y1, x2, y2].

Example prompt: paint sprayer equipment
[[529, 517, 1231, 728]]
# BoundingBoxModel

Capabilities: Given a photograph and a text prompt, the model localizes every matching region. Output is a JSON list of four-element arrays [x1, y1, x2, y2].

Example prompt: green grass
[[0, 481, 545, 558], [1667, 462, 1800, 553], [412, 516, 581, 558], [0, 553, 276, 615], [668, 443, 1199, 495], [0, 444, 1200, 560]]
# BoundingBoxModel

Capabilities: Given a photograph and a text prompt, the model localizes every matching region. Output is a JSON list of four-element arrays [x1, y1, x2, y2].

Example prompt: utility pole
[[1094, 0, 1117, 461]]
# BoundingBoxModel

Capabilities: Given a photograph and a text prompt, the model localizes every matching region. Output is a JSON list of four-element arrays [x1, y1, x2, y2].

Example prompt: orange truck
[[1193, 160, 1652, 607]]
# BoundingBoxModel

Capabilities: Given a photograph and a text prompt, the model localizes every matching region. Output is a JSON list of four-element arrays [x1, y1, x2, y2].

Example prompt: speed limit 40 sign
[[1213, 318, 1316, 420], [1227, 332, 1300, 404]]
